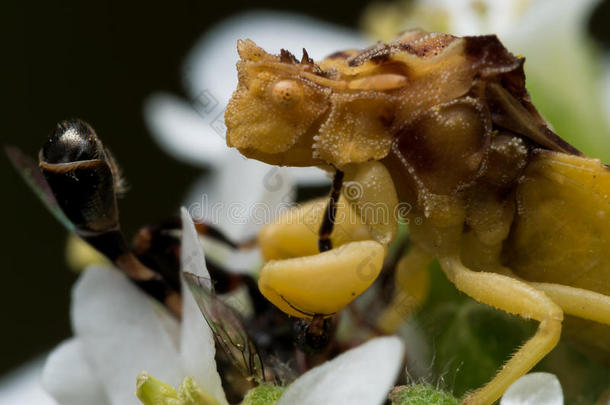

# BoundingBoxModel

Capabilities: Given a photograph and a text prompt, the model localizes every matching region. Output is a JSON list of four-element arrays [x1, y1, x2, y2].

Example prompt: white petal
[[286, 166, 331, 187], [145, 92, 331, 186], [144, 93, 227, 167], [440, 0, 487, 35], [500, 372, 563, 405], [184, 156, 295, 241], [501, 0, 596, 66], [181, 206, 212, 279], [199, 235, 262, 276], [183, 11, 366, 103], [41, 339, 108, 405], [180, 208, 228, 405], [0, 355, 61, 405], [72, 266, 183, 405], [278, 336, 404, 405]]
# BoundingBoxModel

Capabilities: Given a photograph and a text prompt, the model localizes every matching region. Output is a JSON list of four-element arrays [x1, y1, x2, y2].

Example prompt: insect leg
[[258, 197, 371, 261], [134, 216, 255, 253], [256, 196, 383, 320], [132, 217, 269, 313], [528, 283, 610, 326], [132, 218, 251, 286], [80, 230, 183, 317], [342, 161, 399, 245], [318, 169, 344, 252], [258, 240, 385, 319], [475, 265, 610, 326], [377, 246, 433, 333], [438, 256, 563, 405], [257, 161, 400, 319]]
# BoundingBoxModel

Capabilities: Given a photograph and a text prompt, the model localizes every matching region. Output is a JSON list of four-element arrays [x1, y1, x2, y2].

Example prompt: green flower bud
[[136, 373, 219, 405], [389, 384, 459, 405], [136, 372, 180, 405], [240, 383, 286, 405], [178, 376, 220, 405]]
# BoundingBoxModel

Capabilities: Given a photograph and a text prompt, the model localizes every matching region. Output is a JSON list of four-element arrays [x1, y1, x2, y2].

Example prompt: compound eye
[[271, 80, 302, 108], [42, 119, 103, 164]]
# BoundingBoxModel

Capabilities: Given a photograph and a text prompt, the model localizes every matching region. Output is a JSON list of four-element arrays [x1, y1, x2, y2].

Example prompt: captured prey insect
[[6, 120, 181, 316], [225, 30, 610, 404], [6, 119, 306, 400]]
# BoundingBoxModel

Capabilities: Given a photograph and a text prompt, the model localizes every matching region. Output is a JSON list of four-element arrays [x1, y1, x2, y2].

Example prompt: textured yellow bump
[[258, 241, 385, 318], [348, 74, 408, 91], [343, 161, 399, 245]]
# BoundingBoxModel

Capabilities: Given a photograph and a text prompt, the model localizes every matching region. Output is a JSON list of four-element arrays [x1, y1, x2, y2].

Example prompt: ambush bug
[[225, 30, 610, 404]]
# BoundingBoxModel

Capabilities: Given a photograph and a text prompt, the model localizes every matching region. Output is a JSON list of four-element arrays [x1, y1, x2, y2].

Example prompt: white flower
[[501, 372, 563, 405], [41, 208, 405, 405], [277, 337, 404, 405], [0, 357, 56, 405]]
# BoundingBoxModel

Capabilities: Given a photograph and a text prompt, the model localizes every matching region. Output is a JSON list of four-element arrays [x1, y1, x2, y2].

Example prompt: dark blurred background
[[0, 0, 609, 377]]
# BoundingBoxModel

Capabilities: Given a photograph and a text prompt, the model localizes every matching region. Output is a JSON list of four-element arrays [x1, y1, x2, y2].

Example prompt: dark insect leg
[[133, 216, 255, 253], [318, 169, 344, 252], [131, 217, 268, 312], [80, 229, 182, 317], [132, 219, 183, 291], [302, 170, 344, 357], [194, 222, 257, 250], [294, 314, 334, 357]]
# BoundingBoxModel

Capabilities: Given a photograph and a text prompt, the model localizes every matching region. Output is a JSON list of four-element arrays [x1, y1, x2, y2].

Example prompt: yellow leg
[[377, 246, 432, 333], [342, 161, 400, 245], [479, 266, 610, 326], [489, 265, 610, 325], [438, 256, 563, 405], [529, 282, 610, 326], [258, 197, 371, 261]]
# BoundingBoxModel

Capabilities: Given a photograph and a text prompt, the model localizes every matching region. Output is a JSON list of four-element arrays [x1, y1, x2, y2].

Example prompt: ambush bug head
[[225, 39, 331, 167]]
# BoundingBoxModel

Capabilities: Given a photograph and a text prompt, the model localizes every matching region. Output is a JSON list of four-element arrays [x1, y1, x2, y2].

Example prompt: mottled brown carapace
[[226, 30, 579, 165], [225, 30, 581, 252]]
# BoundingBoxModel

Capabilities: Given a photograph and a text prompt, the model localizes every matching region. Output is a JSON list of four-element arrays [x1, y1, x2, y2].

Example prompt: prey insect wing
[[5, 146, 74, 232], [183, 272, 265, 381]]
